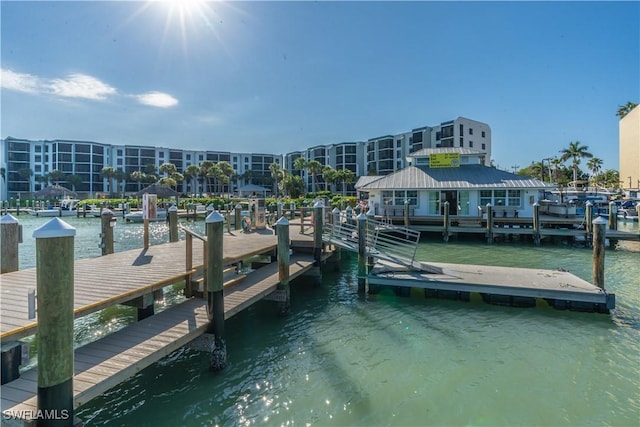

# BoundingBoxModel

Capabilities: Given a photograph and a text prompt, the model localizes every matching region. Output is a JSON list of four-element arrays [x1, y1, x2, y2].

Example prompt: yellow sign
[[430, 152, 461, 168]]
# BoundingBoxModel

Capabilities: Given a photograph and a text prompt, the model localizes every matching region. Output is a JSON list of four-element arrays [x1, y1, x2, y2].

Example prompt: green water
[[7, 215, 640, 426]]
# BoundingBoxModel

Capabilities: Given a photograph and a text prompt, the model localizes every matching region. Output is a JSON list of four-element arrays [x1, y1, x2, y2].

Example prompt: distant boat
[[124, 210, 167, 223], [617, 201, 639, 222], [29, 198, 80, 217]]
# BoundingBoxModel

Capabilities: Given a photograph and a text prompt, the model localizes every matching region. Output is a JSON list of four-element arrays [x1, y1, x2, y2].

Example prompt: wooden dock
[[1, 229, 317, 421], [367, 260, 615, 312]]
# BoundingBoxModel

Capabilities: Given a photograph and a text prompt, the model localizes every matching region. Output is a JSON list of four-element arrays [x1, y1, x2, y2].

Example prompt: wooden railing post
[[33, 218, 76, 427], [585, 201, 593, 245], [300, 206, 306, 234], [345, 205, 353, 226], [276, 216, 290, 315], [206, 211, 226, 371], [404, 200, 410, 228], [485, 203, 493, 244], [313, 201, 324, 266], [608, 201, 617, 231], [185, 232, 193, 298], [1, 214, 20, 273], [357, 212, 368, 293]]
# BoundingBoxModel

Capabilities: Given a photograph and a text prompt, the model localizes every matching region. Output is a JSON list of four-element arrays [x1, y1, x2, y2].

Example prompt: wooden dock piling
[[1, 214, 20, 274], [168, 205, 179, 242], [331, 207, 342, 269], [592, 217, 607, 290], [443, 201, 450, 242], [100, 209, 115, 256], [313, 201, 324, 266], [404, 200, 410, 228], [585, 201, 593, 244], [276, 216, 290, 315], [532, 203, 541, 246], [608, 201, 617, 231], [206, 211, 226, 371], [33, 218, 76, 427], [485, 203, 494, 244], [357, 212, 367, 292]]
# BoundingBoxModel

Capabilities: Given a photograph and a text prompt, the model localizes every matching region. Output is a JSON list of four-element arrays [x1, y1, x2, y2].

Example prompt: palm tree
[[339, 168, 356, 195], [559, 141, 592, 186], [269, 162, 283, 197], [199, 160, 214, 194], [587, 157, 603, 188], [616, 101, 638, 119], [321, 166, 338, 192], [184, 165, 201, 195], [66, 174, 83, 192], [217, 161, 235, 196], [159, 162, 177, 177], [306, 160, 323, 193], [18, 168, 33, 192], [48, 169, 66, 186], [130, 171, 146, 191], [100, 166, 118, 196]]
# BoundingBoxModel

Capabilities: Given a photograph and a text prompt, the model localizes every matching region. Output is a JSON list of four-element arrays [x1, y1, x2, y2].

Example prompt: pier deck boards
[[0, 230, 279, 342], [1, 252, 315, 418], [369, 260, 614, 307]]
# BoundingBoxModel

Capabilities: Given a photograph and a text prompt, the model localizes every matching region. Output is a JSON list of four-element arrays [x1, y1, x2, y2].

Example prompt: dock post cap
[[533, 202, 539, 206], [585, 201, 592, 206], [356, 212, 368, 220], [235, 203, 242, 209], [33, 217, 76, 239], [486, 203, 492, 207], [313, 200, 324, 208], [331, 207, 340, 214], [346, 205, 353, 212], [101, 208, 114, 216], [0, 214, 18, 224], [168, 205, 178, 212], [366, 207, 374, 216], [205, 210, 225, 223], [275, 216, 289, 226], [404, 199, 409, 205], [592, 216, 608, 225]]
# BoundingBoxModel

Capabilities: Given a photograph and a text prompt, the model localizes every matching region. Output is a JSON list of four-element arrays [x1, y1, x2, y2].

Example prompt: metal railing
[[323, 213, 421, 268]]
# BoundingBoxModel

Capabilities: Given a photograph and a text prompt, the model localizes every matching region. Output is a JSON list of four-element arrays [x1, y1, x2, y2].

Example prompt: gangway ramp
[[323, 214, 421, 269]]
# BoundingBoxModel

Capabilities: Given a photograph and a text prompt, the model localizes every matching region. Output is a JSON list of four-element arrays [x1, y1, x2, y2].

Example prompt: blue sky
[[1, 1, 638, 172]]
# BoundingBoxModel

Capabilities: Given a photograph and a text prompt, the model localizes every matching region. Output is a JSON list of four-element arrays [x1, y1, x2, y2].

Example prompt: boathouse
[[356, 148, 553, 219]]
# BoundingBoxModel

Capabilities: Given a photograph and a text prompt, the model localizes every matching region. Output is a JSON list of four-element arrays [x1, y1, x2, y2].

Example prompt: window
[[469, 128, 473, 135], [482, 143, 486, 150], [459, 138, 464, 147], [186, 154, 191, 160], [482, 131, 486, 138], [469, 141, 473, 148], [459, 124, 463, 135], [393, 190, 417, 206], [35, 146, 42, 152], [507, 190, 521, 207], [480, 190, 492, 207], [159, 152, 164, 158]]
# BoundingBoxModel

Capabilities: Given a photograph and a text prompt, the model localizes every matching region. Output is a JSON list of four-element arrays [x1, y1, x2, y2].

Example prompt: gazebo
[[33, 184, 77, 199], [134, 183, 180, 198]]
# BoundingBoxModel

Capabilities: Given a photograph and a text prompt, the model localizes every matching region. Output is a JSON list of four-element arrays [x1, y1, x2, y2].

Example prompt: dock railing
[[179, 224, 207, 297], [323, 212, 421, 268]]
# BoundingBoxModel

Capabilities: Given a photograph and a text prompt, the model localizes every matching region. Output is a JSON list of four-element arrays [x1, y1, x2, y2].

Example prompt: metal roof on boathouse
[[356, 164, 551, 191]]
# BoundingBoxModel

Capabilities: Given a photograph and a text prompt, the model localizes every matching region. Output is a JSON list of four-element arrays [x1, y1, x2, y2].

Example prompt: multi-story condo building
[[619, 105, 640, 198], [0, 116, 491, 199], [286, 117, 491, 193]]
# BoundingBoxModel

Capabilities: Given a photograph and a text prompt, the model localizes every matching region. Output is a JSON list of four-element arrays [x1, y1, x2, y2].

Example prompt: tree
[[338, 168, 356, 195], [130, 171, 146, 191], [100, 166, 118, 196], [559, 141, 592, 186], [18, 168, 33, 192], [48, 169, 66, 185], [184, 165, 201, 194], [281, 172, 305, 199], [158, 177, 177, 189], [322, 166, 338, 192], [616, 101, 638, 119], [66, 174, 83, 191], [217, 161, 234, 197], [587, 157, 603, 188], [199, 160, 214, 194], [269, 162, 283, 198], [115, 169, 127, 195], [306, 160, 323, 193], [159, 162, 177, 177]]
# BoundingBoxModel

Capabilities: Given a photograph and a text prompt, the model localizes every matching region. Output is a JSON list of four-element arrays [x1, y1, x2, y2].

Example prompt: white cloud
[[48, 73, 117, 100], [134, 91, 179, 108], [2, 68, 178, 108], [1, 68, 41, 94]]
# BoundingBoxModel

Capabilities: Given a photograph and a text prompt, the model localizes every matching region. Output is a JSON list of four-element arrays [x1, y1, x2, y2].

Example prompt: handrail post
[[206, 211, 226, 371], [331, 207, 342, 270], [357, 212, 368, 292], [185, 232, 193, 298], [300, 206, 305, 234], [276, 216, 290, 315], [234, 203, 242, 231], [585, 201, 593, 246], [404, 200, 410, 228], [608, 201, 617, 231], [485, 203, 493, 244], [313, 201, 324, 267], [33, 218, 76, 427]]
